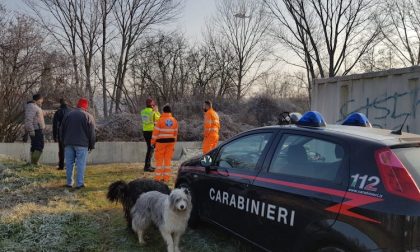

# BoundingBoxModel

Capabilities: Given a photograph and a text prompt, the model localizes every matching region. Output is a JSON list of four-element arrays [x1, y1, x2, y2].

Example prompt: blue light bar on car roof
[[296, 111, 326, 127], [342, 112, 372, 127], [290, 112, 302, 124]]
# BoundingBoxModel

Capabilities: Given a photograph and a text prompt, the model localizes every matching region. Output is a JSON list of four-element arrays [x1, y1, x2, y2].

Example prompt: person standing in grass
[[53, 98, 71, 170], [202, 100, 220, 154], [60, 98, 96, 189], [151, 104, 178, 183], [140, 98, 160, 172], [24, 94, 46, 166]]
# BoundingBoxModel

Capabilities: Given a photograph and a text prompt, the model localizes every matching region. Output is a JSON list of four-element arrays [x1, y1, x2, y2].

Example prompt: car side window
[[269, 134, 344, 182], [216, 133, 273, 170]]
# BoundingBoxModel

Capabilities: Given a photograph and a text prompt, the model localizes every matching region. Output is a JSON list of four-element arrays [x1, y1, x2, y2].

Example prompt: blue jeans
[[65, 146, 88, 187]]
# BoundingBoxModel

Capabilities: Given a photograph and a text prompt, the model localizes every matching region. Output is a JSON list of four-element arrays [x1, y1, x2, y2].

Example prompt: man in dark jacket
[[60, 98, 96, 189], [53, 98, 71, 170]]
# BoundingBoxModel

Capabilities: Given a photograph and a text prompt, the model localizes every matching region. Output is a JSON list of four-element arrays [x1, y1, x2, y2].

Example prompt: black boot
[[144, 163, 155, 172]]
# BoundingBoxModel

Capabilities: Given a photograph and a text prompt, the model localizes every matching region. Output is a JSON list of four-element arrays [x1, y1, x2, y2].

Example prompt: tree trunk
[[72, 48, 79, 90], [115, 39, 133, 113], [85, 63, 94, 105], [102, 12, 108, 118], [236, 64, 243, 100], [114, 41, 126, 113]]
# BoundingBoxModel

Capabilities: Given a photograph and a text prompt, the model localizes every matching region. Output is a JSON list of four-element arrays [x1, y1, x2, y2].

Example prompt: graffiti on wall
[[338, 88, 420, 131]]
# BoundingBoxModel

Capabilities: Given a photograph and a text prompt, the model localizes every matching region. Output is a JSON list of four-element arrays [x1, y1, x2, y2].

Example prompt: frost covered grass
[[0, 157, 257, 252]]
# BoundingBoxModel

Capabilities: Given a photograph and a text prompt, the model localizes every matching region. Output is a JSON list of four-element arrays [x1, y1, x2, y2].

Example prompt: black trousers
[[30, 129, 44, 152], [143, 131, 154, 168], [58, 141, 65, 168]]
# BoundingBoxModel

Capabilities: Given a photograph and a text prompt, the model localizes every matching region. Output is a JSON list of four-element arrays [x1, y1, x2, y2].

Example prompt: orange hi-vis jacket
[[204, 108, 220, 137], [151, 113, 178, 145]]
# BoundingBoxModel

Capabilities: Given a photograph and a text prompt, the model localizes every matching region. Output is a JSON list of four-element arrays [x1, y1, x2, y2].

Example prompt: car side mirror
[[200, 155, 213, 168]]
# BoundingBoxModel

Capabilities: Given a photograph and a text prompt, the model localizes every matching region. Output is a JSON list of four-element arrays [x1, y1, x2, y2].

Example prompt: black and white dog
[[131, 188, 192, 252], [107, 178, 171, 230]]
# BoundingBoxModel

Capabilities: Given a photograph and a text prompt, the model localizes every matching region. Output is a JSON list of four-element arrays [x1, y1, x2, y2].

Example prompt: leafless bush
[[96, 113, 143, 141], [0, 10, 85, 142]]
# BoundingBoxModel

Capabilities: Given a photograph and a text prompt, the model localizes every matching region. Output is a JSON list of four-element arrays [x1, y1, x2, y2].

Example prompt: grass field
[[0, 156, 258, 252]]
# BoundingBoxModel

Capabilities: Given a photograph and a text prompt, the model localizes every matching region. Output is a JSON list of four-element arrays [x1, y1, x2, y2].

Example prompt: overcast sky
[[2, 0, 297, 76], [2, 0, 216, 43]]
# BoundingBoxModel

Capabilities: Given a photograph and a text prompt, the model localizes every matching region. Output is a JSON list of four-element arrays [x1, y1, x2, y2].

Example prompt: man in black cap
[[24, 94, 45, 165], [53, 98, 71, 170]]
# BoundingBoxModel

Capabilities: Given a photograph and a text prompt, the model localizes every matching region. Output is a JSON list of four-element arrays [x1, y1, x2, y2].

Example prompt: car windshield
[[217, 133, 272, 170], [393, 147, 420, 185]]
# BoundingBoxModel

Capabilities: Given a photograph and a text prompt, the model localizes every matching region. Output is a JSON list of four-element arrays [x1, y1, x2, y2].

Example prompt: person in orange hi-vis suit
[[202, 100, 220, 154], [151, 104, 178, 182]]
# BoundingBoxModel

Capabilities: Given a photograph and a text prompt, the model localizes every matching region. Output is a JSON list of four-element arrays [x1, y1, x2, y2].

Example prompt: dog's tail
[[107, 180, 128, 204]]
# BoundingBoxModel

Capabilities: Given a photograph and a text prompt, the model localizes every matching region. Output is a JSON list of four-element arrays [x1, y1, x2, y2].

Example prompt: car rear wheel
[[178, 182, 200, 228]]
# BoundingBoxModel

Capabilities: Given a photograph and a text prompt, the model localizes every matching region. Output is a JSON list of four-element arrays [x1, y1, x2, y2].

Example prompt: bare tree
[[72, 0, 102, 107], [187, 45, 218, 97], [381, 0, 420, 66], [99, 0, 117, 118], [129, 43, 152, 106], [28, 0, 112, 111], [358, 45, 400, 72], [204, 28, 237, 98], [0, 19, 87, 142], [0, 17, 40, 141], [139, 33, 190, 104], [265, 0, 381, 101], [26, 0, 81, 91], [260, 71, 308, 99], [213, 0, 271, 100], [111, 0, 183, 113]]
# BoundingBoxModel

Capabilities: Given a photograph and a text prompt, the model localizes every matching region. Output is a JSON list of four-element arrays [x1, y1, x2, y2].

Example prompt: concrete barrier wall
[[0, 142, 203, 164]]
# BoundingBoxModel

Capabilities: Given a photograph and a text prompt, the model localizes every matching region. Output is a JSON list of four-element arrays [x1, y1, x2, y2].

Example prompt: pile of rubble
[[96, 113, 143, 141], [95, 112, 254, 142]]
